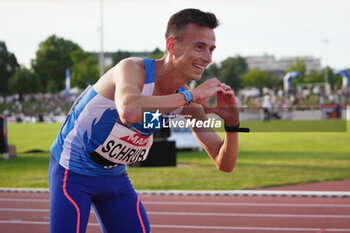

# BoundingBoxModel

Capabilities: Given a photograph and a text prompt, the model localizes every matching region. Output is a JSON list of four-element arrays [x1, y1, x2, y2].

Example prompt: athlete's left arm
[[182, 84, 239, 173]]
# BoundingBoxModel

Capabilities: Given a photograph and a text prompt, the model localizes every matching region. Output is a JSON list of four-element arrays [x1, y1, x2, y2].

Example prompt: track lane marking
[[1, 208, 350, 219], [148, 211, 350, 218], [142, 201, 350, 208], [0, 220, 349, 232], [2, 188, 350, 197], [1, 198, 350, 208], [0, 198, 49, 203]]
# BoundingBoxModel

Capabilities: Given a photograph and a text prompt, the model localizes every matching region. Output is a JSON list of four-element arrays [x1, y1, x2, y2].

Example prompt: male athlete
[[49, 8, 239, 233]]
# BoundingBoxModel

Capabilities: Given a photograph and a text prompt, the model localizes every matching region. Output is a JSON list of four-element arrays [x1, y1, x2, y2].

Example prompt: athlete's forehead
[[180, 23, 216, 47]]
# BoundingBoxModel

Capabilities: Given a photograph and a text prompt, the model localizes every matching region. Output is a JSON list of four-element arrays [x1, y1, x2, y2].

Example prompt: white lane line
[[147, 211, 350, 219], [1, 198, 350, 208], [0, 198, 49, 203], [0, 220, 349, 232], [2, 188, 350, 197], [0, 208, 48, 212], [143, 201, 350, 208], [138, 190, 350, 198], [1, 208, 350, 219], [0, 220, 50, 225], [151, 225, 350, 232]]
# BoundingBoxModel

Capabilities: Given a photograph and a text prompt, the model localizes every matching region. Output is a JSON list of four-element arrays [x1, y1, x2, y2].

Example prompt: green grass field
[[1, 121, 349, 190]]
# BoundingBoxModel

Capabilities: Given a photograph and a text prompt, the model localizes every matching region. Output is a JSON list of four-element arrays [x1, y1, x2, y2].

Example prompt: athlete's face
[[171, 23, 216, 81]]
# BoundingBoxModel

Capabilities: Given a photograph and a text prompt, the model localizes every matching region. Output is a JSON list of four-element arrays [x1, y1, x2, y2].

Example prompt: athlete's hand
[[191, 78, 222, 108], [206, 83, 239, 126]]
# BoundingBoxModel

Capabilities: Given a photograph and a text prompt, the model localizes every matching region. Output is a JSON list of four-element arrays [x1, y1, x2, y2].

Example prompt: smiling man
[[49, 8, 240, 233]]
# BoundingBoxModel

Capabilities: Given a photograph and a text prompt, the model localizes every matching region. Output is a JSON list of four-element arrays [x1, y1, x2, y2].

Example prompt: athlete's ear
[[166, 37, 176, 55]]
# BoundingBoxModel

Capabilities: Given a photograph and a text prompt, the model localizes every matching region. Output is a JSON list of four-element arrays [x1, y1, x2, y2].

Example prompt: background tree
[[31, 35, 82, 93], [148, 48, 164, 59], [288, 58, 306, 86], [304, 69, 323, 84], [241, 69, 269, 89], [0, 41, 19, 96], [8, 67, 42, 98], [70, 50, 99, 88], [219, 56, 247, 90], [112, 50, 130, 66], [267, 74, 283, 89]]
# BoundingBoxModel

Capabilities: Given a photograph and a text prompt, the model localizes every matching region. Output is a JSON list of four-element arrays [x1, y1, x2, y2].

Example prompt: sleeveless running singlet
[[50, 59, 184, 176]]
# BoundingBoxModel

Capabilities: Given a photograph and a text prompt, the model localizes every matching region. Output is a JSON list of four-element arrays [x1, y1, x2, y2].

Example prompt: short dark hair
[[165, 8, 219, 41]]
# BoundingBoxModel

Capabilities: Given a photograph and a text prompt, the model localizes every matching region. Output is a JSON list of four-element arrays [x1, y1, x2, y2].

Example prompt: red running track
[[0, 191, 350, 233]]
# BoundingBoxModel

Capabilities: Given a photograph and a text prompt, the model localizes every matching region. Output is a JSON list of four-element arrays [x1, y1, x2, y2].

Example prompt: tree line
[[0, 35, 347, 97]]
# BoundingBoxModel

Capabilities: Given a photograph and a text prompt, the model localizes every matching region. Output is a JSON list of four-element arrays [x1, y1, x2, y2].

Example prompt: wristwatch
[[180, 90, 195, 106], [224, 122, 250, 133]]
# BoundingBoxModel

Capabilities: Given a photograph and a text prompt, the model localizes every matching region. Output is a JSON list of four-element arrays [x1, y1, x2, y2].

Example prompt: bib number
[[90, 123, 153, 168]]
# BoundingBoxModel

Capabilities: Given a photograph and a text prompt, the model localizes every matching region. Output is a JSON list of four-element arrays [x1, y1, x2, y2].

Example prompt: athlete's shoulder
[[103, 57, 146, 85], [116, 57, 145, 73]]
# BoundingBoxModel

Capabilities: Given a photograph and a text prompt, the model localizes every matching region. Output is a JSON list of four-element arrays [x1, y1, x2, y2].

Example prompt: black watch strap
[[224, 122, 250, 133]]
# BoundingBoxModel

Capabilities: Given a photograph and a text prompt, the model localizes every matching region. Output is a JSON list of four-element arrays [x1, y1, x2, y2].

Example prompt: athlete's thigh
[[49, 157, 92, 233], [93, 192, 150, 233]]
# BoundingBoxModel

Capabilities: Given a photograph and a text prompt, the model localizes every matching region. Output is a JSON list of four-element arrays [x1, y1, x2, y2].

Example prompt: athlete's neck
[[153, 57, 188, 94]]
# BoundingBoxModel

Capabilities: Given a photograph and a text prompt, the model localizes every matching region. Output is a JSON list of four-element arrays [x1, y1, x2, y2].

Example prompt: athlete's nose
[[203, 49, 212, 64]]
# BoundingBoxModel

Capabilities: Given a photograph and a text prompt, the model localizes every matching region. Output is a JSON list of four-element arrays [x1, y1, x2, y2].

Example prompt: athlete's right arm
[[113, 59, 222, 124], [112, 59, 184, 124]]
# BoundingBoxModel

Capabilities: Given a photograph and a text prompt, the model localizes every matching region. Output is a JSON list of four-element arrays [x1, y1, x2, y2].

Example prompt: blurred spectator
[[262, 95, 272, 121]]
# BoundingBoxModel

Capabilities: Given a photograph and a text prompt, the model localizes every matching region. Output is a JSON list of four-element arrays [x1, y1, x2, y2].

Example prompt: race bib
[[90, 123, 153, 169]]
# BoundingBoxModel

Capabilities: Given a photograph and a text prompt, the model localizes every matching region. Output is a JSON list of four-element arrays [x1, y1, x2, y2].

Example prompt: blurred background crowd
[[1, 36, 349, 123]]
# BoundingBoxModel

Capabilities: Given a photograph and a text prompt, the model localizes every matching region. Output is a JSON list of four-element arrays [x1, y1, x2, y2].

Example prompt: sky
[[1, 0, 349, 70]]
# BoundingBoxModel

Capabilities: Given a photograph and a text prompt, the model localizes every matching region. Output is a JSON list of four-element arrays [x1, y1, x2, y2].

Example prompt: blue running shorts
[[48, 155, 150, 233]]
